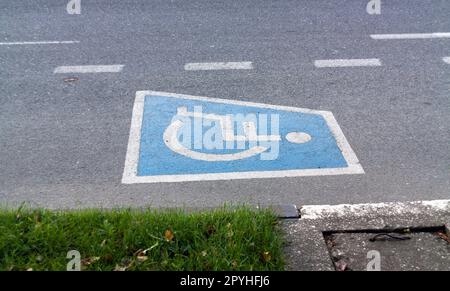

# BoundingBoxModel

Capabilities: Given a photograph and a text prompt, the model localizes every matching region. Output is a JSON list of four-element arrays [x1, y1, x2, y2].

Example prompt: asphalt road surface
[[1, 0, 449, 209]]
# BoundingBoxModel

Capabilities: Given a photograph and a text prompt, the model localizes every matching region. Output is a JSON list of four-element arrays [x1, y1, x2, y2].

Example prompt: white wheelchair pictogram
[[163, 107, 312, 161]]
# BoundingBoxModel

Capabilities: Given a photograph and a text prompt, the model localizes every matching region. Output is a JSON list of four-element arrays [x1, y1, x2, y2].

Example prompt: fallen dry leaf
[[114, 264, 128, 271], [262, 251, 272, 262], [136, 255, 148, 262], [164, 229, 174, 241], [81, 256, 100, 266], [134, 249, 149, 262], [134, 242, 159, 262], [436, 232, 450, 243], [114, 259, 134, 271]]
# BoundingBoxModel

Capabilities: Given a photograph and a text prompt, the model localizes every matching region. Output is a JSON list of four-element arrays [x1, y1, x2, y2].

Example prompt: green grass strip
[[0, 206, 284, 271]]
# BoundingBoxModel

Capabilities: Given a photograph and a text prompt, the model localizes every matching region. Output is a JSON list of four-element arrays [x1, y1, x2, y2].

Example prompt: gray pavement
[[0, 0, 449, 209]]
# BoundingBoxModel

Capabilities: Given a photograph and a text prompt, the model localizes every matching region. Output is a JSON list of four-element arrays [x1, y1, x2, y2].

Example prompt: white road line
[[53, 65, 124, 74], [443, 57, 450, 64], [0, 40, 79, 46], [370, 32, 450, 40], [184, 62, 253, 71], [314, 58, 382, 68]]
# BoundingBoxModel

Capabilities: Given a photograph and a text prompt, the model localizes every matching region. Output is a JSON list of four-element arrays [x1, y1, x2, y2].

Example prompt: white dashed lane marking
[[314, 58, 382, 68], [0, 40, 79, 46], [184, 62, 253, 71], [370, 32, 450, 40], [54, 65, 124, 74]]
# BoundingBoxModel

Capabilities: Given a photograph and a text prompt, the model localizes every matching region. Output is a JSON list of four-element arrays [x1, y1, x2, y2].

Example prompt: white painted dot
[[286, 132, 311, 144]]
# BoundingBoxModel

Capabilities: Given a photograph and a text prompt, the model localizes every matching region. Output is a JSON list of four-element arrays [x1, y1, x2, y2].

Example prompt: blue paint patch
[[136, 94, 348, 177]]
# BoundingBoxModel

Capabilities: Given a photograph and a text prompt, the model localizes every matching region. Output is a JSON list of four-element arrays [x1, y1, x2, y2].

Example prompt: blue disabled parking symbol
[[122, 91, 364, 183]]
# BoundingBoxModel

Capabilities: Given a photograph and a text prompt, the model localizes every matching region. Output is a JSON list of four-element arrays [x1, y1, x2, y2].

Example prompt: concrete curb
[[282, 199, 450, 271]]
